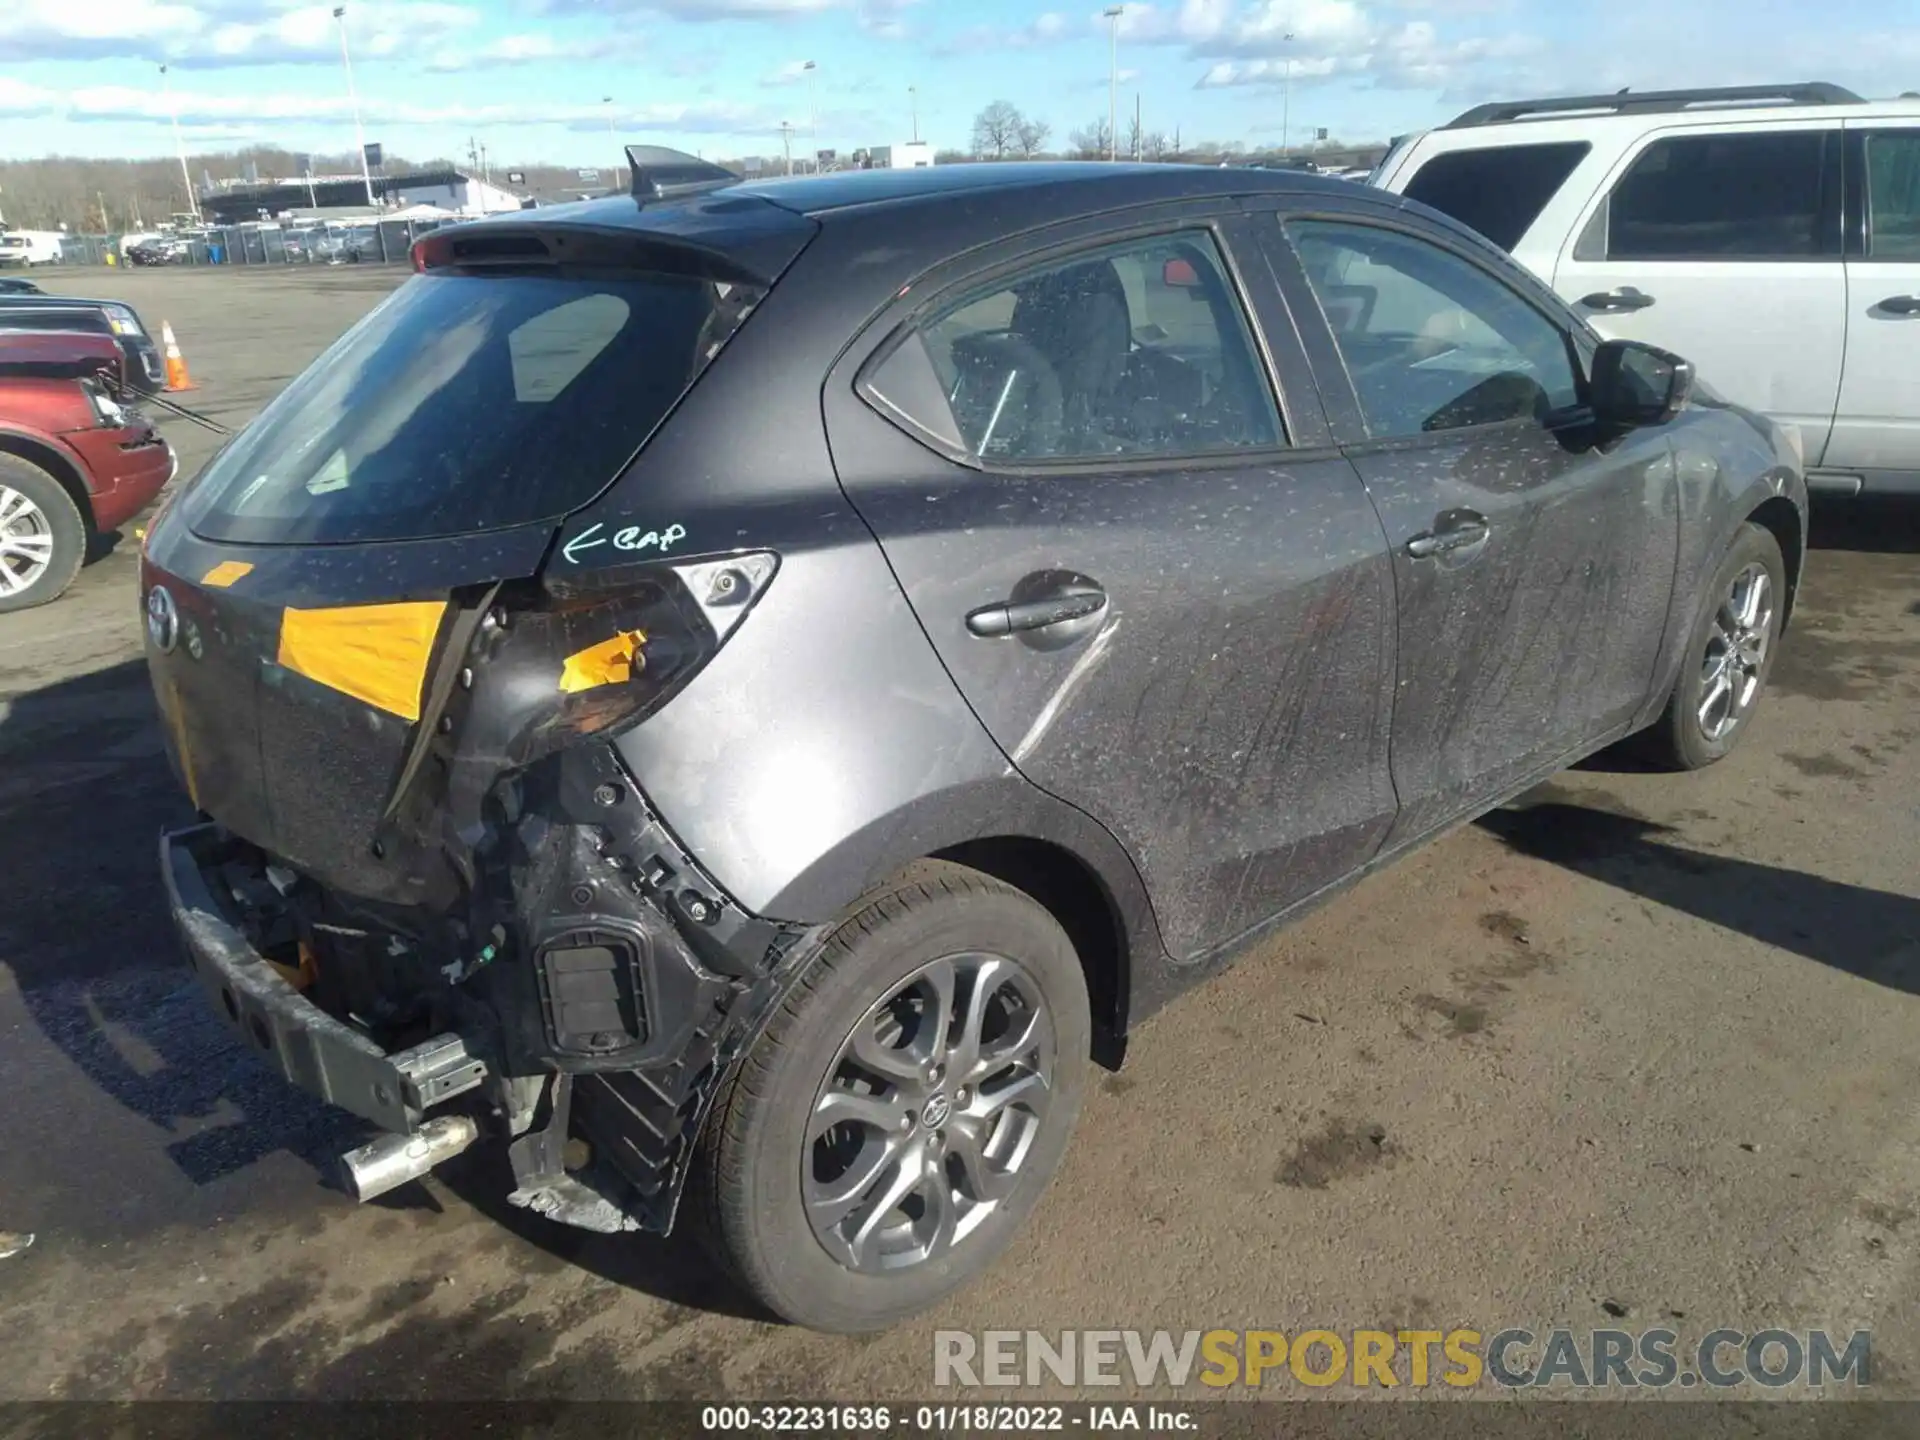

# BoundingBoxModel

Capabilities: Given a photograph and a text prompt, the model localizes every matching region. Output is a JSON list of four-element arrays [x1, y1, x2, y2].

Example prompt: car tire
[[691, 860, 1090, 1333], [0, 454, 87, 613], [1641, 521, 1786, 771]]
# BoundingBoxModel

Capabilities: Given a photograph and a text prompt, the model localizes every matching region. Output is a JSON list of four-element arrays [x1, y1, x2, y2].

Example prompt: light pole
[[603, 96, 619, 173], [159, 64, 199, 224], [803, 61, 818, 170], [909, 85, 919, 143], [331, 6, 376, 207], [1103, 6, 1124, 162], [1280, 31, 1295, 158]]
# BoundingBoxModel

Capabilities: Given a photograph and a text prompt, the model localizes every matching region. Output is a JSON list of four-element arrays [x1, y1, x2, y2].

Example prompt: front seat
[[1010, 259, 1132, 452]]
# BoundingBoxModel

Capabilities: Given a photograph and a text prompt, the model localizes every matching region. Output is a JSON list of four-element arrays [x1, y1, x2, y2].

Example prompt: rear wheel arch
[[0, 432, 93, 538], [1745, 494, 1803, 628], [931, 836, 1129, 1071]]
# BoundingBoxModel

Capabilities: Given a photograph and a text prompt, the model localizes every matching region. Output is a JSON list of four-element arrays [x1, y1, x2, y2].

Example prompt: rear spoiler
[[410, 152, 809, 287], [624, 144, 740, 202]]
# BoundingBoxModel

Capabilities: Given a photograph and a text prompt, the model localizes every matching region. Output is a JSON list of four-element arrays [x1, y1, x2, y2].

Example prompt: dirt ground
[[2, 265, 1918, 1407]]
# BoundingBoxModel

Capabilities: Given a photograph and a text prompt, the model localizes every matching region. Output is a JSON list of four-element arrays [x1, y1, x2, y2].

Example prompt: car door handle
[[1578, 288, 1656, 312], [1878, 294, 1920, 316], [966, 588, 1107, 638], [1406, 516, 1491, 559]]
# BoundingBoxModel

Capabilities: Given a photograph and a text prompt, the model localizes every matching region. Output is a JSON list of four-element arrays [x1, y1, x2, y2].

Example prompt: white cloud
[[425, 31, 640, 71], [1198, 23, 1541, 90], [0, 1, 205, 62], [938, 10, 1084, 55], [0, 76, 62, 118], [526, 0, 851, 19], [4, 75, 844, 140], [0, 0, 480, 67], [933, 0, 1540, 93], [760, 58, 817, 86]]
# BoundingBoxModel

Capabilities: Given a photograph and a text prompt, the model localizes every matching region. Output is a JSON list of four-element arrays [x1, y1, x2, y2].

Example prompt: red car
[[0, 328, 174, 610]]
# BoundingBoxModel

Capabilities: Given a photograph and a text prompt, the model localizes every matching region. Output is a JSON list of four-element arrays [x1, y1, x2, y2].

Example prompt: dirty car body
[[143, 156, 1805, 1322]]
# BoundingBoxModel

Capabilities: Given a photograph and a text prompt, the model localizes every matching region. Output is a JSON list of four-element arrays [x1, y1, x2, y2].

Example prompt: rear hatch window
[[182, 270, 764, 545]]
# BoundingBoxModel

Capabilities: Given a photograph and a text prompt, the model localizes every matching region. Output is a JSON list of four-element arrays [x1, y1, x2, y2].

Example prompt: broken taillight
[[452, 552, 778, 772]]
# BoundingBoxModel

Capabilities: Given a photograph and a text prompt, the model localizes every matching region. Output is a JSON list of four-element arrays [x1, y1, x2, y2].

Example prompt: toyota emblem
[[146, 584, 179, 654]]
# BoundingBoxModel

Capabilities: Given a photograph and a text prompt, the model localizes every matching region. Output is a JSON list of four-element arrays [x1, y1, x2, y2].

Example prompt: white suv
[[1371, 82, 1920, 496]]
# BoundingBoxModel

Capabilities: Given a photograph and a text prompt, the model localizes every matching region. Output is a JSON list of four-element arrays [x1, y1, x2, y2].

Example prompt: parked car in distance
[[1371, 81, 1920, 497], [145, 152, 1806, 1334], [0, 329, 174, 610], [0, 295, 166, 394], [127, 237, 190, 266], [313, 224, 383, 264], [0, 230, 66, 268]]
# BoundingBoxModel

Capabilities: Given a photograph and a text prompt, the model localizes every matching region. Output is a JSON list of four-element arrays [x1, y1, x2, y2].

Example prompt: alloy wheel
[[1698, 562, 1773, 742], [804, 951, 1055, 1275], [0, 485, 55, 598]]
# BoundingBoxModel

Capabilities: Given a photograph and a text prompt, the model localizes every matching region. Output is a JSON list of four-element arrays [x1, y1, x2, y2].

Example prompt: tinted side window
[[865, 230, 1282, 465], [1607, 131, 1835, 260], [1866, 131, 1920, 260], [1288, 220, 1580, 440], [1402, 142, 1591, 251]]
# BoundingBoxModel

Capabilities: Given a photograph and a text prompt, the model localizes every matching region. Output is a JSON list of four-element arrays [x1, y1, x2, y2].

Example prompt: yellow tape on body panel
[[559, 630, 646, 694], [277, 601, 449, 721], [201, 560, 254, 589], [159, 676, 200, 809]]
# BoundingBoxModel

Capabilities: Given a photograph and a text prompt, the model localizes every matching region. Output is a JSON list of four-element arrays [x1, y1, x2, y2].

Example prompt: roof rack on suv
[[1443, 82, 1865, 129], [625, 144, 740, 202]]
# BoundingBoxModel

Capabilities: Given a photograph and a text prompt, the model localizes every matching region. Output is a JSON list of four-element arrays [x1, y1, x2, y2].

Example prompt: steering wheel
[[948, 331, 1065, 458]]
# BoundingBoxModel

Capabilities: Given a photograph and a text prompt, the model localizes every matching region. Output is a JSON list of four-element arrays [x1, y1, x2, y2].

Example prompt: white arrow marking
[[562, 523, 608, 564]]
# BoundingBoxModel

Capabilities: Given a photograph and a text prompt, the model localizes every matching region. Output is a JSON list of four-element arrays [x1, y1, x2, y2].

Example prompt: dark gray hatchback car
[[143, 151, 1806, 1332]]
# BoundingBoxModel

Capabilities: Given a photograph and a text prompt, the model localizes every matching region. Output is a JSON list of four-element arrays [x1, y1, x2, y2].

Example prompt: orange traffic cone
[[161, 321, 194, 392]]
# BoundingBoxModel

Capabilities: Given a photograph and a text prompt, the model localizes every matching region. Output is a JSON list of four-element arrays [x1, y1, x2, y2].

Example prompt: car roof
[[1407, 93, 1920, 149], [0, 295, 119, 310], [507, 162, 1355, 235], [431, 163, 1365, 285], [726, 162, 1341, 215]]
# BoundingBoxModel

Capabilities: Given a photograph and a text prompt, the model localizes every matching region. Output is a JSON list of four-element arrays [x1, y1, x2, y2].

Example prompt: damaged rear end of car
[[145, 182, 834, 1234]]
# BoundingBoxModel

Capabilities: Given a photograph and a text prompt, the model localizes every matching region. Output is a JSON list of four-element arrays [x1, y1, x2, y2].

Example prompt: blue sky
[[2, 0, 1917, 167]]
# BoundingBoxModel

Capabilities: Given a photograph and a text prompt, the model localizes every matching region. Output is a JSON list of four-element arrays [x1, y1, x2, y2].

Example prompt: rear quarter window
[[183, 270, 764, 546], [1401, 142, 1592, 251]]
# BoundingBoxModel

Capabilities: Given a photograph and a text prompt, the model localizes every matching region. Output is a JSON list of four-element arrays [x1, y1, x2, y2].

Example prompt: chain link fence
[[35, 217, 457, 271]]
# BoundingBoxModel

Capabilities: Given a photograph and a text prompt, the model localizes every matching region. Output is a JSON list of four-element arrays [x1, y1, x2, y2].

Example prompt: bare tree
[[971, 101, 1025, 161], [1014, 117, 1052, 159], [1140, 130, 1173, 162], [1068, 119, 1112, 160], [1125, 112, 1145, 162]]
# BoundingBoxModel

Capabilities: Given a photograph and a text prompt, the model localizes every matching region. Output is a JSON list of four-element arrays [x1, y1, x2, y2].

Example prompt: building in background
[[199, 167, 526, 225], [377, 169, 525, 217], [853, 142, 935, 170]]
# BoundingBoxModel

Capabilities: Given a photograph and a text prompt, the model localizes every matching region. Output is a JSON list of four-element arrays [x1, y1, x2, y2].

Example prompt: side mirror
[[1590, 338, 1694, 428]]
